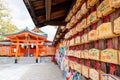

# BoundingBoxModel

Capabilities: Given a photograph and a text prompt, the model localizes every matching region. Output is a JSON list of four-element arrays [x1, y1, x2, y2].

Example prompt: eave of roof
[[4, 27, 48, 38]]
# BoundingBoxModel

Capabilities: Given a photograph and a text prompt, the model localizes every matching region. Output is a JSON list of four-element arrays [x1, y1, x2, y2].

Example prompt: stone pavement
[[0, 63, 64, 80]]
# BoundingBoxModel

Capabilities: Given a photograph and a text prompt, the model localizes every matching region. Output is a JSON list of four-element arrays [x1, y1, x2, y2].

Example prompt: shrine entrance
[[22, 45, 34, 57], [20, 43, 35, 57]]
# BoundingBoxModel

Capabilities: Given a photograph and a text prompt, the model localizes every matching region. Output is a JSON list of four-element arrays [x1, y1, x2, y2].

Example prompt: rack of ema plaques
[[63, 0, 120, 80]]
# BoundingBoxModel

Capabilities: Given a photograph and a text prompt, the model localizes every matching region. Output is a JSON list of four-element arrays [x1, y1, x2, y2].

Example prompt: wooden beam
[[36, 8, 45, 16], [51, 1, 69, 13], [11, 43, 44, 46], [44, 21, 67, 26], [11, 40, 44, 42], [23, 0, 38, 25], [33, 0, 44, 10], [51, 10, 66, 20], [45, 0, 52, 21], [52, 0, 68, 5]]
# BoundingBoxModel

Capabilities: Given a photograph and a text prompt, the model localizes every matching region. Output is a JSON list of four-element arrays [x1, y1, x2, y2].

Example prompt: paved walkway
[[0, 63, 64, 80]]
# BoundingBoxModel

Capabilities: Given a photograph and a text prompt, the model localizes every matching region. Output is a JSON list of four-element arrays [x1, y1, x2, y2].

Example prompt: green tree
[[0, 0, 19, 40]]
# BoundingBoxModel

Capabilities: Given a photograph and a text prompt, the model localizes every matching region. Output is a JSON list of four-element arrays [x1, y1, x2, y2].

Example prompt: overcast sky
[[5, 0, 57, 41]]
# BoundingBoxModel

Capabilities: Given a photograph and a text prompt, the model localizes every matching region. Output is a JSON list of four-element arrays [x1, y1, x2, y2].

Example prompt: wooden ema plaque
[[76, 10, 82, 21], [97, 0, 115, 17], [70, 50, 74, 57], [67, 50, 70, 56], [78, 50, 81, 58], [66, 23, 70, 29], [102, 22, 116, 38], [66, 10, 73, 22], [88, 30, 98, 41], [81, 50, 89, 59], [101, 49, 118, 64], [89, 68, 99, 80], [72, 5, 77, 14], [87, 15, 91, 26], [69, 61, 74, 69], [82, 65, 89, 78], [74, 50, 77, 57], [97, 22, 116, 39], [87, 11, 99, 25], [110, 0, 120, 8], [81, 34, 88, 44], [89, 48, 100, 60], [70, 39, 75, 46], [70, 16, 77, 26], [81, 2, 88, 15], [114, 17, 120, 35], [75, 0, 82, 10], [75, 36, 81, 45], [72, 27, 77, 36], [97, 24, 103, 39], [76, 63, 82, 74], [73, 62, 77, 70], [84, 50, 89, 59], [75, 50, 80, 58], [87, 0, 99, 8], [80, 18, 87, 29], [76, 22, 83, 32]]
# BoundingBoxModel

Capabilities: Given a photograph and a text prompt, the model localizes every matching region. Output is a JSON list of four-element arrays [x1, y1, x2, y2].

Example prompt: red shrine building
[[0, 28, 55, 63]]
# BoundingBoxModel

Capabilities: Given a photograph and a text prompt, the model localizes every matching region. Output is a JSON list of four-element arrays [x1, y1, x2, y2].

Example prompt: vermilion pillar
[[15, 41, 19, 63], [36, 42, 39, 63]]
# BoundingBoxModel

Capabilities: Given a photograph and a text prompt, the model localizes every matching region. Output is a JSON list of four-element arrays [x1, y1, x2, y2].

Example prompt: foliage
[[0, 0, 19, 40]]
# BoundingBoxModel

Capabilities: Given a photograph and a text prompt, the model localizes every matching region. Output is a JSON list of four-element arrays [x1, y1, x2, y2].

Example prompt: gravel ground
[[20, 63, 64, 80], [0, 63, 64, 80]]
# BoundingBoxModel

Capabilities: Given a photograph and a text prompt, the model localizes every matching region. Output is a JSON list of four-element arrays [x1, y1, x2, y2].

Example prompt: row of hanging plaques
[[65, 0, 120, 40], [64, 16, 120, 46], [63, 0, 120, 80], [65, 0, 120, 22], [66, 48, 119, 65], [66, 59, 120, 80]]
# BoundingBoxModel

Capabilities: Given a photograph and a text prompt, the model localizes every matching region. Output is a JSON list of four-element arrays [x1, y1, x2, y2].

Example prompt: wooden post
[[36, 42, 39, 63], [15, 41, 19, 63], [19, 46, 21, 56]]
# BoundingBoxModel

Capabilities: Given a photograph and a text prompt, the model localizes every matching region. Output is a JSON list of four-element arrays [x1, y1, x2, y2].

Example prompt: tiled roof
[[4, 27, 48, 38]]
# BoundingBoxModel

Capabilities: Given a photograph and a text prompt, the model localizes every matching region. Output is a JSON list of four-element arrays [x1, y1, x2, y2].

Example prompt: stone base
[[36, 58, 38, 63], [15, 59, 17, 63]]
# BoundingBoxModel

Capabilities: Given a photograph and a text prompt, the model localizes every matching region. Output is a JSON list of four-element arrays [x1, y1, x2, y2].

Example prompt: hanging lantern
[[31, 43, 34, 48], [13, 48, 16, 52], [23, 42, 28, 49], [21, 44, 24, 48]]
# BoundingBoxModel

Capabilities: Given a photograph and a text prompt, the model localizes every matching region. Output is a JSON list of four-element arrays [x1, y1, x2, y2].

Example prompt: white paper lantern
[[13, 48, 16, 52], [21, 44, 24, 48], [31, 43, 34, 48]]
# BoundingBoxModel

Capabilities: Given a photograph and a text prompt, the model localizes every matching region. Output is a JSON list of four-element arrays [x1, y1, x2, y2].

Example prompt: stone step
[[0, 57, 14, 64], [0, 57, 52, 64], [18, 57, 37, 64]]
